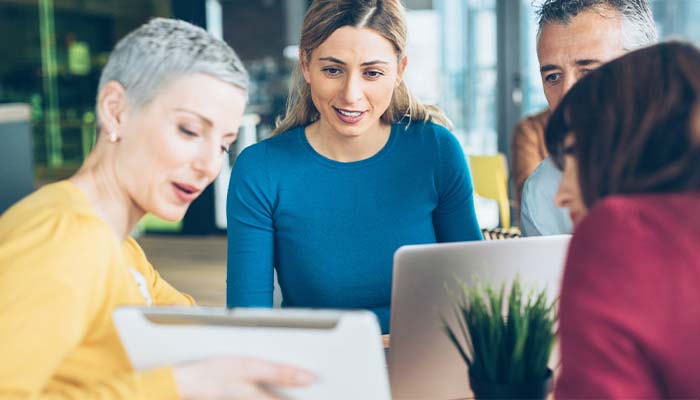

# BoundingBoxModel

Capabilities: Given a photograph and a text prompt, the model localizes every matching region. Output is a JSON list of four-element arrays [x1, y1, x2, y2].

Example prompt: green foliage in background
[[443, 277, 557, 384], [139, 213, 182, 234]]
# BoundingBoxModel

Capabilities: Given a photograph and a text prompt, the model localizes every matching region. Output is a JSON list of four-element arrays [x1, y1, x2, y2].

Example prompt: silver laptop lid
[[388, 235, 570, 400]]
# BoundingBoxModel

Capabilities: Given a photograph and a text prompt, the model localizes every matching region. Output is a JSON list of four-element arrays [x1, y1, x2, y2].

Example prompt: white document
[[113, 307, 390, 400]]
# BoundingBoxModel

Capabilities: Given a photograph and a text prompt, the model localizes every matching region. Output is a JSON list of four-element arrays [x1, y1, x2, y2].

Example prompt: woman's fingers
[[234, 357, 316, 386]]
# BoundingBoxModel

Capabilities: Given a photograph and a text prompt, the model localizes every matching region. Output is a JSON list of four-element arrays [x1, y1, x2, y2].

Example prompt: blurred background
[[1, 0, 699, 302]]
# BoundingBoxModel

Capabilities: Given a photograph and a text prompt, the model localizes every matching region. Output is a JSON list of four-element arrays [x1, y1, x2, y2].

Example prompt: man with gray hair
[[514, 0, 657, 236]]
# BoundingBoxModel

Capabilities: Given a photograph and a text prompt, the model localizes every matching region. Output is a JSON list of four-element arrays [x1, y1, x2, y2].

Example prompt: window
[[652, 0, 700, 41], [520, 0, 547, 117], [419, 0, 498, 155]]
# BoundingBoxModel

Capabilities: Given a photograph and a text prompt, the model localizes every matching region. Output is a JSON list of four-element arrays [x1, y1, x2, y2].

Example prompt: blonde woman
[[0, 19, 312, 399], [227, 0, 482, 334]]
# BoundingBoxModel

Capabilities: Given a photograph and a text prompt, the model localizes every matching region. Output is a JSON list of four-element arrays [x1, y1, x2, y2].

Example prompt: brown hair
[[546, 41, 700, 208], [271, 0, 451, 136]]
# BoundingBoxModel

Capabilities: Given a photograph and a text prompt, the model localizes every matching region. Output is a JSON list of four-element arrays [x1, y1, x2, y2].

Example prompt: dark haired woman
[[548, 41, 700, 398]]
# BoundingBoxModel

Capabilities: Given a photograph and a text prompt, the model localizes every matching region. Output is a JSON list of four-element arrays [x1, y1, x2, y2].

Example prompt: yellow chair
[[468, 154, 511, 228]]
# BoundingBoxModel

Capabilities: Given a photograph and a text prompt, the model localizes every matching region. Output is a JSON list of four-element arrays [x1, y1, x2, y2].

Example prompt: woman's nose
[[192, 145, 223, 181], [341, 74, 363, 103]]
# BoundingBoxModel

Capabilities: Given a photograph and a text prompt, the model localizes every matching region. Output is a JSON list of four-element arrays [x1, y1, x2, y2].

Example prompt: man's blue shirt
[[520, 157, 573, 236]]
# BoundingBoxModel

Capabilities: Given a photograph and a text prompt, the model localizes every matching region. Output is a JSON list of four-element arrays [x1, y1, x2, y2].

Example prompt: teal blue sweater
[[226, 121, 482, 333]]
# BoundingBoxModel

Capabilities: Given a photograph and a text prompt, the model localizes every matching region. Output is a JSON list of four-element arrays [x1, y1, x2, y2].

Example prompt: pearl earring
[[108, 131, 120, 143]]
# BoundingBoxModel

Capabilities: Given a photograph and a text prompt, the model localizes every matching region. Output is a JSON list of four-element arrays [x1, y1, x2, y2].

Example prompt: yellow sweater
[[0, 181, 194, 399]]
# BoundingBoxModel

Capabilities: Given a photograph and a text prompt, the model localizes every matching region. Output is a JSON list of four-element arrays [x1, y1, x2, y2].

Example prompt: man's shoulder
[[524, 158, 561, 194], [520, 158, 571, 236], [514, 109, 550, 135]]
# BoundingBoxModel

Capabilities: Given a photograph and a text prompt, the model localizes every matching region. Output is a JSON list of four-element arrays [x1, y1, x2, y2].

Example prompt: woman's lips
[[334, 107, 365, 124], [570, 211, 581, 225], [172, 182, 201, 203]]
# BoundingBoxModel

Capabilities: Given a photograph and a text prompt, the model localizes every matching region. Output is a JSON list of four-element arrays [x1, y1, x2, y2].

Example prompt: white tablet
[[113, 307, 390, 400]]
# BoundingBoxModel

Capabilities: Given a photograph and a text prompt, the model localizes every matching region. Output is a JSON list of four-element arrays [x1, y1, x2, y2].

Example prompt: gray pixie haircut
[[97, 18, 248, 121], [536, 0, 658, 51]]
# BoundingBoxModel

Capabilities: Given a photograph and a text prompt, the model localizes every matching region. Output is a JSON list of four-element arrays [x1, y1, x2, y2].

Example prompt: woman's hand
[[173, 356, 316, 399]]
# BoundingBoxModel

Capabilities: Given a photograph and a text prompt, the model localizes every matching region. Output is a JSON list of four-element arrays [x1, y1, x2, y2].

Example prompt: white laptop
[[388, 235, 571, 400], [113, 307, 390, 400]]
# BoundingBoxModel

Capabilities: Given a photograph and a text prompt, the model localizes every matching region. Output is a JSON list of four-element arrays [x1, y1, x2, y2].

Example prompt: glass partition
[[433, 0, 498, 155], [0, 0, 170, 182]]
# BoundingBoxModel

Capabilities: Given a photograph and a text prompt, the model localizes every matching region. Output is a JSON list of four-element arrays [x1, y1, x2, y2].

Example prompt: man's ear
[[396, 55, 408, 88], [300, 50, 311, 84], [96, 81, 128, 137]]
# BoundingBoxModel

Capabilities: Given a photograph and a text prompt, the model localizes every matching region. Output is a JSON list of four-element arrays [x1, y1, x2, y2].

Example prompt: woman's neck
[[69, 149, 144, 241], [305, 119, 392, 162]]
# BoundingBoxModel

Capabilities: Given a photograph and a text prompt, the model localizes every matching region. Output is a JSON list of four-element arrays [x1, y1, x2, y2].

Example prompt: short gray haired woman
[[0, 18, 313, 399]]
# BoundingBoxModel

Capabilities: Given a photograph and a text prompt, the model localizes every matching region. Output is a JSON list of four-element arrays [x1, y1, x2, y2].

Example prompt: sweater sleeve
[[0, 214, 181, 400], [510, 109, 549, 206], [431, 125, 483, 242], [125, 238, 195, 306], [226, 145, 276, 307], [10, 367, 181, 400], [555, 201, 662, 399]]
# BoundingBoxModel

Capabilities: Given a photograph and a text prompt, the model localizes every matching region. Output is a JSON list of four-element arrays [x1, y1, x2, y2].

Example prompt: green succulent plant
[[443, 276, 557, 385]]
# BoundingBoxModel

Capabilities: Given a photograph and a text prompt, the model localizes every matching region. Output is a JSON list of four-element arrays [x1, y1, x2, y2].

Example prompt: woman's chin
[[148, 206, 188, 223]]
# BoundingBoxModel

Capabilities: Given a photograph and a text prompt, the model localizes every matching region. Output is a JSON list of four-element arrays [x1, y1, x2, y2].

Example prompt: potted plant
[[443, 277, 557, 399]]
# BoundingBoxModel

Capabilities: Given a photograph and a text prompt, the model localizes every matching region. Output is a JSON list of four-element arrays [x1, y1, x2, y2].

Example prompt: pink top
[[555, 193, 700, 399]]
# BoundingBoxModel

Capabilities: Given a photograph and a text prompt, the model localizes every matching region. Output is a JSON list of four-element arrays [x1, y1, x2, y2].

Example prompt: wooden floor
[[137, 235, 227, 306]]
